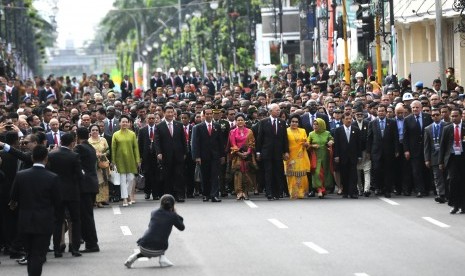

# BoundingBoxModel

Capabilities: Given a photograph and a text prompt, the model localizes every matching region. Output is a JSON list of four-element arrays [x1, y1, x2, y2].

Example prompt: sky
[[34, 0, 115, 49]]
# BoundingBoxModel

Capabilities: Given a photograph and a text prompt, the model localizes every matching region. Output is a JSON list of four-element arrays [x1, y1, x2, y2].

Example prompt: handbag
[[98, 155, 110, 169], [135, 169, 145, 190], [194, 164, 202, 182], [110, 165, 121, 185]]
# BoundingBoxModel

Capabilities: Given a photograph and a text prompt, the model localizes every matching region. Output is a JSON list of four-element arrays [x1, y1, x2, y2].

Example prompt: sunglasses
[[431, 114, 441, 117]]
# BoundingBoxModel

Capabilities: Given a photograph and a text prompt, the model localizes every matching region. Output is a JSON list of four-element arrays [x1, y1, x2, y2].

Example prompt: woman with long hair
[[88, 124, 110, 207]]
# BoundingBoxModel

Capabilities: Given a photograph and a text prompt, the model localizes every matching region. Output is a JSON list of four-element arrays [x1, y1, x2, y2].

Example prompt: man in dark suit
[[334, 112, 362, 198], [155, 106, 187, 202], [149, 69, 164, 91], [138, 113, 161, 200], [301, 100, 330, 134], [120, 75, 133, 101], [10, 145, 61, 276], [74, 128, 100, 253], [47, 133, 83, 257], [256, 103, 289, 200], [192, 107, 225, 202], [181, 112, 196, 198], [424, 108, 448, 204], [367, 104, 399, 198], [45, 118, 64, 147], [353, 106, 371, 196], [175, 69, 184, 88], [439, 108, 465, 214], [403, 100, 433, 197]]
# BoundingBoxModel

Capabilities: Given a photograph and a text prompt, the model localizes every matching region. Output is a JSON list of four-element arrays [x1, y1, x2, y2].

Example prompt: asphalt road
[[2, 193, 465, 276]]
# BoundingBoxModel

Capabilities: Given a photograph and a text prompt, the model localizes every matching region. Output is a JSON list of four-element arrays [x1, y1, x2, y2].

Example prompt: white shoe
[[124, 253, 138, 268], [159, 255, 173, 267]]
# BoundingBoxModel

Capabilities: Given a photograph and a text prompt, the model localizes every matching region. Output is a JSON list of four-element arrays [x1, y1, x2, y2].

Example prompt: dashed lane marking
[[113, 206, 121, 215], [303, 242, 329, 254], [121, 226, 132, 236], [267, 218, 288, 229], [379, 197, 400, 206], [422, 217, 450, 228], [244, 200, 258, 208]]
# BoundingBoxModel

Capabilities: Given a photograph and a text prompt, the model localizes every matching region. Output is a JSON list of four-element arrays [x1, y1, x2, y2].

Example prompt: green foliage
[[351, 54, 368, 73]]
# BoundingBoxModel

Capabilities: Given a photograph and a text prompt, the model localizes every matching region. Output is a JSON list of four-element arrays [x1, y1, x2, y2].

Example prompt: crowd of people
[[0, 63, 464, 274]]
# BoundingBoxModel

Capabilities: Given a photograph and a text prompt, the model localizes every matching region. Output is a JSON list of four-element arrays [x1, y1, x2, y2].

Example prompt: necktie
[[208, 123, 212, 136], [109, 119, 113, 133], [416, 115, 422, 130], [380, 120, 385, 137], [168, 122, 173, 137], [184, 126, 189, 142], [455, 125, 460, 147], [272, 119, 277, 135], [346, 127, 350, 142], [54, 132, 58, 145], [434, 124, 439, 141], [311, 114, 315, 124], [149, 127, 154, 140]]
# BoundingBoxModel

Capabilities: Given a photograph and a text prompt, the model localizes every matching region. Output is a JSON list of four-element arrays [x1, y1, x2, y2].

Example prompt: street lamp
[[210, 1, 219, 71], [153, 41, 159, 48]]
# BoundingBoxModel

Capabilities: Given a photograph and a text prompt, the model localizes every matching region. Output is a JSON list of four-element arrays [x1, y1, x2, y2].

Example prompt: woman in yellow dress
[[88, 124, 110, 207], [284, 114, 310, 199]]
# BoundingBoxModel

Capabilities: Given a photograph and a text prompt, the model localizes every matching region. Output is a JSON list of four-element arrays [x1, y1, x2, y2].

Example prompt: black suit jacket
[[149, 77, 163, 90], [174, 76, 184, 88], [138, 125, 157, 168], [74, 142, 99, 194], [0, 151, 18, 201], [5, 147, 33, 171], [439, 123, 465, 168], [403, 112, 433, 159], [352, 119, 370, 152], [154, 120, 186, 163], [256, 117, 289, 160], [366, 118, 399, 161], [334, 125, 362, 165], [192, 122, 225, 161], [120, 80, 134, 96], [10, 166, 61, 234], [47, 147, 83, 201], [301, 112, 330, 135]]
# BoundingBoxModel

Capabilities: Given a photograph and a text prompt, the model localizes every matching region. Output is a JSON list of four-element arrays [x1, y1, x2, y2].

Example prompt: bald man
[[46, 118, 64, 147]]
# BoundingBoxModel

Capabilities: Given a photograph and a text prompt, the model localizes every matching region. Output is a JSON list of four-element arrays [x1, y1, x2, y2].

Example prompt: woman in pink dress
[[229, 114, 257, 200]]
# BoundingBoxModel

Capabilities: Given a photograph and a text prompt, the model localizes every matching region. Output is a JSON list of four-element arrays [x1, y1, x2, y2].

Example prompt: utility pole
[[435, 0, 446, 91], [375, 3, 382, 84], [342, 0, 350, 83]]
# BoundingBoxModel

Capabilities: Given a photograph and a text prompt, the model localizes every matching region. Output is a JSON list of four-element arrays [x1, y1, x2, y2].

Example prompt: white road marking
[[303, 242, 329, 254], [379, 197, 400, 206], [120, 226, 133, 236], [354, 273, 370, 276], [244, 200, 258, 208], [133, 249, 149, 261], [422, 217, 450, 228], [112, 206, 121, 215], [267, 218, 288, 229]]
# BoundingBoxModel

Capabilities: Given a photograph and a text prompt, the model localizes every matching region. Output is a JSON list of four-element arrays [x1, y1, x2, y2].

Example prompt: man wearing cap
[[182, 66, 192, 85], [120, 75, 133, 101]]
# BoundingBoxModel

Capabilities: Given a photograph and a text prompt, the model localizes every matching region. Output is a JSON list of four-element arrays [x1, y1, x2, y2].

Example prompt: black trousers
[[410, 157, 429, 194], [0, 200, 22, 252], [162, 159, 185, 198], [447, 154, 465, 209], [372, 157, 394, 194], [143, 161, 162, 198], [340, 162, 358, 196], [80, 193, 98, 249], [23, 233, 51, 276], [263, 159, 285, 197], [184, 158, 196, 196], [53, 200, 80, 252], [395, 144, 413, 193], [200, 159, 220, 197]]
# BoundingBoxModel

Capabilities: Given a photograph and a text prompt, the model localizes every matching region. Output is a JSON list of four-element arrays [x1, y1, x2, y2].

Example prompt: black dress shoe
[[307, 191, 315, 197], [267, 196, 274, 201], [342, 195, 348, 198], [144, 193, 150, 200], [363, 191, 371, 197], [384, 193, 391, 198], [60, 244, 66, 253], [54, 252, 63, 258], [80, 247, 100, 253], [154, 196, 160, 200], [211, 197, 222, 202], [175, 197, 185, 203], [202, 196, 209, 202], [71, 251, 82, 257], [450, 207, 460, 214], [273, 196, 280, 200], [17, 257, 27, 265], [416, 192, 423, 198], [374, 189, 381, 195], [435, 196, 446, 204], [350, 195, 358, 199]]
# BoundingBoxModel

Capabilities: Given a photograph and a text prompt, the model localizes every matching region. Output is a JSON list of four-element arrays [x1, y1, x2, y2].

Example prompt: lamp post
[[210, 1, 219, 71], [229, 9, 239, 72]]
